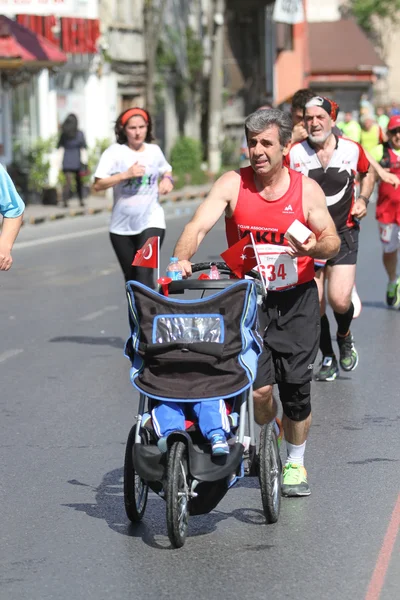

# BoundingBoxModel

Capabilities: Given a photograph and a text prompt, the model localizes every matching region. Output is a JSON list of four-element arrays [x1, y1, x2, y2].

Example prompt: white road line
[[13, 227, 108, 250], [0, 349, 24, 363], [79, 305, 119, 321]]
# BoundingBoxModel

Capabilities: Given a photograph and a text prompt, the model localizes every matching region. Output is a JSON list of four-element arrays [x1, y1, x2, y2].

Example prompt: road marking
[[13, 227, 108, 249], [365, 492, 400, 600], [0, 349, 24, 363], [79, 305, 119, 321]]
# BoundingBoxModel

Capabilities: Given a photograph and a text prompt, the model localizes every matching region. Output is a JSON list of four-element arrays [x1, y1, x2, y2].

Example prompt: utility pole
[[207, 0, 225, 175]]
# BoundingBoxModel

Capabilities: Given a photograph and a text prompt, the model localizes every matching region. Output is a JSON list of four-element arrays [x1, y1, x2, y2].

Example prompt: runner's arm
[[287, 178, 339, 260], [172, 171, 239, 276], [364, 150, 399, 189]]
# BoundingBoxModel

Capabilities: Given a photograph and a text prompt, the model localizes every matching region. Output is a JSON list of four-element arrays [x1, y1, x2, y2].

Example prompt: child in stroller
[[151, 398, 233, 455]]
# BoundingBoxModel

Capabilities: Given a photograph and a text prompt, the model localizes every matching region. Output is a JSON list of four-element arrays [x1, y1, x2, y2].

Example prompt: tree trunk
[[207, 0, 225, 175], [144, 0, 168, 117]]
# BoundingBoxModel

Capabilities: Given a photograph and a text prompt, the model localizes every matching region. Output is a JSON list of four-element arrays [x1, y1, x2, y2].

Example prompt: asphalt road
[[1, 204, 399, 600]]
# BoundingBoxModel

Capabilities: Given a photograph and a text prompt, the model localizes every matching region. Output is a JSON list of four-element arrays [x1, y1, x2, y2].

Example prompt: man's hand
[[292, 124, 308, 143], [285, 232, 317, 257], [0, 242, 13, 270], [381, 170, 400, 189], [167, 259, 192, 278], [351, 197, 368, 219]]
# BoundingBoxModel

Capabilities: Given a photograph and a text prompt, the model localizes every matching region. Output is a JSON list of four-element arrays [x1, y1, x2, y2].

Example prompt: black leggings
[[63, 170, 83, 203], [110, 228, 166, 287]]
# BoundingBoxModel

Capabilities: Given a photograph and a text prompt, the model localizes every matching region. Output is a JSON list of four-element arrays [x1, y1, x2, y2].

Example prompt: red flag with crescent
[[220, 233, 258, 278], [132, 236, 159, 268]]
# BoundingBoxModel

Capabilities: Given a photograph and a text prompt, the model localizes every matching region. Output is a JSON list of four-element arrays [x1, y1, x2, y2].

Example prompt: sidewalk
[[22, 184, 211, 226]]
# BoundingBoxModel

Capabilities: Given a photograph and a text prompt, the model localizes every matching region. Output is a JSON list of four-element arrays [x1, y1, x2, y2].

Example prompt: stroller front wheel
[[124, 425, 149, 522], [166, 441, 190, 548], [258, 422, 281, 523]]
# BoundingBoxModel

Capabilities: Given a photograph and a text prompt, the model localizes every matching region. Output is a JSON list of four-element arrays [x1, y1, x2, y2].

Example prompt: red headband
[[121, 108, 149, 126], [305, 96, 340, 121]]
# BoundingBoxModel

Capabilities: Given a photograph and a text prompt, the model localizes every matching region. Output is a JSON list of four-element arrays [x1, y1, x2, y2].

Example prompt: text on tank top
[[225, 166, 315, 291]]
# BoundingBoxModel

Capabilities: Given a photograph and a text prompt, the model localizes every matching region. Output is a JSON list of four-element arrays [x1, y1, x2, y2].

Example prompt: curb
[[22, 189, 210, 226]]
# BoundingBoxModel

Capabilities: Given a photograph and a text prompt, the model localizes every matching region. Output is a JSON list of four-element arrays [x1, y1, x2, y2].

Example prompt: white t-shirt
[[94, 143, 172, 235]]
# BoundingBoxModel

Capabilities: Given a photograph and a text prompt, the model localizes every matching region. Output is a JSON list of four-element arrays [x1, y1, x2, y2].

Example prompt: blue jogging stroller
[[123, 262, 282, 548]]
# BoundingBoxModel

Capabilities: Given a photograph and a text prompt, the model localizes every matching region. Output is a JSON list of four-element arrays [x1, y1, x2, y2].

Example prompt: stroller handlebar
[[163, 262, 261, 295]]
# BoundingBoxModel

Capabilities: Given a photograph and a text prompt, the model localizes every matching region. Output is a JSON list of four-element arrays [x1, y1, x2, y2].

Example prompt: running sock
[[320, 314, 335, 357], [285, 441, 306, 466], [334, 303, 355, 337]]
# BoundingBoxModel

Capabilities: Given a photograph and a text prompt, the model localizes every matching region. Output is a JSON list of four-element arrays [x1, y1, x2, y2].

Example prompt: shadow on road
[[49, 335, 124, 349], [63, 467, 271, 550]]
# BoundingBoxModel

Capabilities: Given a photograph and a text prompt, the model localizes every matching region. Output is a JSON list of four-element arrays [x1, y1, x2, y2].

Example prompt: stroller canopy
[[125, 280, 262, 402]]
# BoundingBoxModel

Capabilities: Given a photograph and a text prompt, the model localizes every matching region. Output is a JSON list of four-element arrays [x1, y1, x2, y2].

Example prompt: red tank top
[[225, 166, 315, 290], [376, 146, 400, 225]]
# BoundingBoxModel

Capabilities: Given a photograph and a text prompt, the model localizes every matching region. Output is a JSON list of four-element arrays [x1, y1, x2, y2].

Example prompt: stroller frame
[[123, 262, 282, 548]]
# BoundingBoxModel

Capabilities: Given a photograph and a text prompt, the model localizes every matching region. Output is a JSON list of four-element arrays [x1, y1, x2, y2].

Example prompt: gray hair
[[245, 108, 293, 147]]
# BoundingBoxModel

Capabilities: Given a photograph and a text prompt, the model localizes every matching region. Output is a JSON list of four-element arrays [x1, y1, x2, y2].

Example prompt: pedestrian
[[0, 164, 25, 270], [337, 111, 361, 142], [373, 115, 400, 308], [93, 107, 173, 287], [287, 96, 375, 381], [168, 108, 340, 496], [360, 115, 386, 154], [57, 113, 87, 208], [376, 106, 389, 133]]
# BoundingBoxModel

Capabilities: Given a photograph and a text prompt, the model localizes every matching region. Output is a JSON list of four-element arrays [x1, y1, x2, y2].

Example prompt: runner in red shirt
[[168, 109, 339, 496]]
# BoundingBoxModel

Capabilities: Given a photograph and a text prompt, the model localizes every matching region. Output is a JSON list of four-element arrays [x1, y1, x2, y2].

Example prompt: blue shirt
[[0, 164, 25, 218]]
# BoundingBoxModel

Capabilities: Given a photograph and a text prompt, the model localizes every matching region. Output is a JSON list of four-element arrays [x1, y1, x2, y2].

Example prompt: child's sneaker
[[211, 433, 229, 455]]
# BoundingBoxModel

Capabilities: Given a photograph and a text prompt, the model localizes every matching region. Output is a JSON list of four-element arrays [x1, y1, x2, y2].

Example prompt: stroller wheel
[[124, 424, 149, 522], [258, 422, 281, 523], [166, 441, 190, 548]]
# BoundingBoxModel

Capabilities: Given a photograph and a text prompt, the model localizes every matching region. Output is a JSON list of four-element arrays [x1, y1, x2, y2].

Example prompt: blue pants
[[152, 399, 230, 441]]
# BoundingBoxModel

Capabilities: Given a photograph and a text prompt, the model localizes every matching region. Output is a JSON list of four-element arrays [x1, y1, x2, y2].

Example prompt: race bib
[[256, 244, 298, 291], [379, 223, 394, 243]]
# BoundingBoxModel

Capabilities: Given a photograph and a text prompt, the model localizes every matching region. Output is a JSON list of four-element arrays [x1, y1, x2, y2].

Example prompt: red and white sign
[[0, 0, 74, 17]]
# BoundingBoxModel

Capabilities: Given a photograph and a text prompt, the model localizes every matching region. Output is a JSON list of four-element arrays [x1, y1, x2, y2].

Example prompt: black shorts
[[315, 227, 359, 271], [254, 280, 320, 387]]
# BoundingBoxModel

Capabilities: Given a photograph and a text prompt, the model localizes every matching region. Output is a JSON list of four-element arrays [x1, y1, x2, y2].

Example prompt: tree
[[144, 0, 169, 116], [347, 0, 400, 38]]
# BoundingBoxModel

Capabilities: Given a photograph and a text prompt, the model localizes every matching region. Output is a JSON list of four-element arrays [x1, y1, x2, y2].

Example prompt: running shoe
[[211, 433, 229, 456], [337, 333, 359, 371], [281, 463, 310, 497], [314, 355, 339, 381], [351, 285, 362, 318], [386, 277, 400, 308]]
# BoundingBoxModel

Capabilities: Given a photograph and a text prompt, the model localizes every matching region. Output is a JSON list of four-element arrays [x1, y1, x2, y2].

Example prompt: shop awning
[[0, 16, 67, 68], [308, 18, 386, 75]]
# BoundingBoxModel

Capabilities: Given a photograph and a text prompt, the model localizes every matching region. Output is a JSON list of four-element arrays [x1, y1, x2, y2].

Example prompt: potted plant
[[26, 137, 58, 205]]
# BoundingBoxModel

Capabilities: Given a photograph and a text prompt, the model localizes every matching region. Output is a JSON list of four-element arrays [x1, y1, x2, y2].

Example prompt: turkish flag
[[132, 236, 159, 268], [220, 234, 258, 278]]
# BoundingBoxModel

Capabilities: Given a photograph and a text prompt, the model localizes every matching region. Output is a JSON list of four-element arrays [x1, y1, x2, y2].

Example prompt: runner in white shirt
[[93, 107, 173, 286]]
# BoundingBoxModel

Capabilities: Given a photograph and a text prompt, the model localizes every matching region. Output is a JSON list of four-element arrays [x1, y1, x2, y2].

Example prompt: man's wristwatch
[[358, 194, 369, 206]]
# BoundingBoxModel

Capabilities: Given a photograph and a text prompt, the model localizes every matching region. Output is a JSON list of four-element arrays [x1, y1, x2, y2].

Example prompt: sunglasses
[[389, 128, 400, 135]]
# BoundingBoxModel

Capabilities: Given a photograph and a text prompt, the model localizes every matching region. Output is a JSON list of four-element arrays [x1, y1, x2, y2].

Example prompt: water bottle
[[166, 257, 183, 280], [209, 264, 220, 280]]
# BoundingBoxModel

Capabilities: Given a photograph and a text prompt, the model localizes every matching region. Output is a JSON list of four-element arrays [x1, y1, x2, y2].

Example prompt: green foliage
[[26, 137, 55, 192], [221, 137, 239, 167], [186, 27, 203, 90], [348, 0, 400, 35], [170, 136, 206, 189]]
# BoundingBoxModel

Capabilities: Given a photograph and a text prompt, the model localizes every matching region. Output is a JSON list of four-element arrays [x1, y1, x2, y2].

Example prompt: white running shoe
[[351, 285, 362, 318]]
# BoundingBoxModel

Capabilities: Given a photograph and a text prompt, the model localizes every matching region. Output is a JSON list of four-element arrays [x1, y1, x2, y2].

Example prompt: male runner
[[372, 115, 400, 307], [169, 109, 339, 496], [287, 96, 375, 381]]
